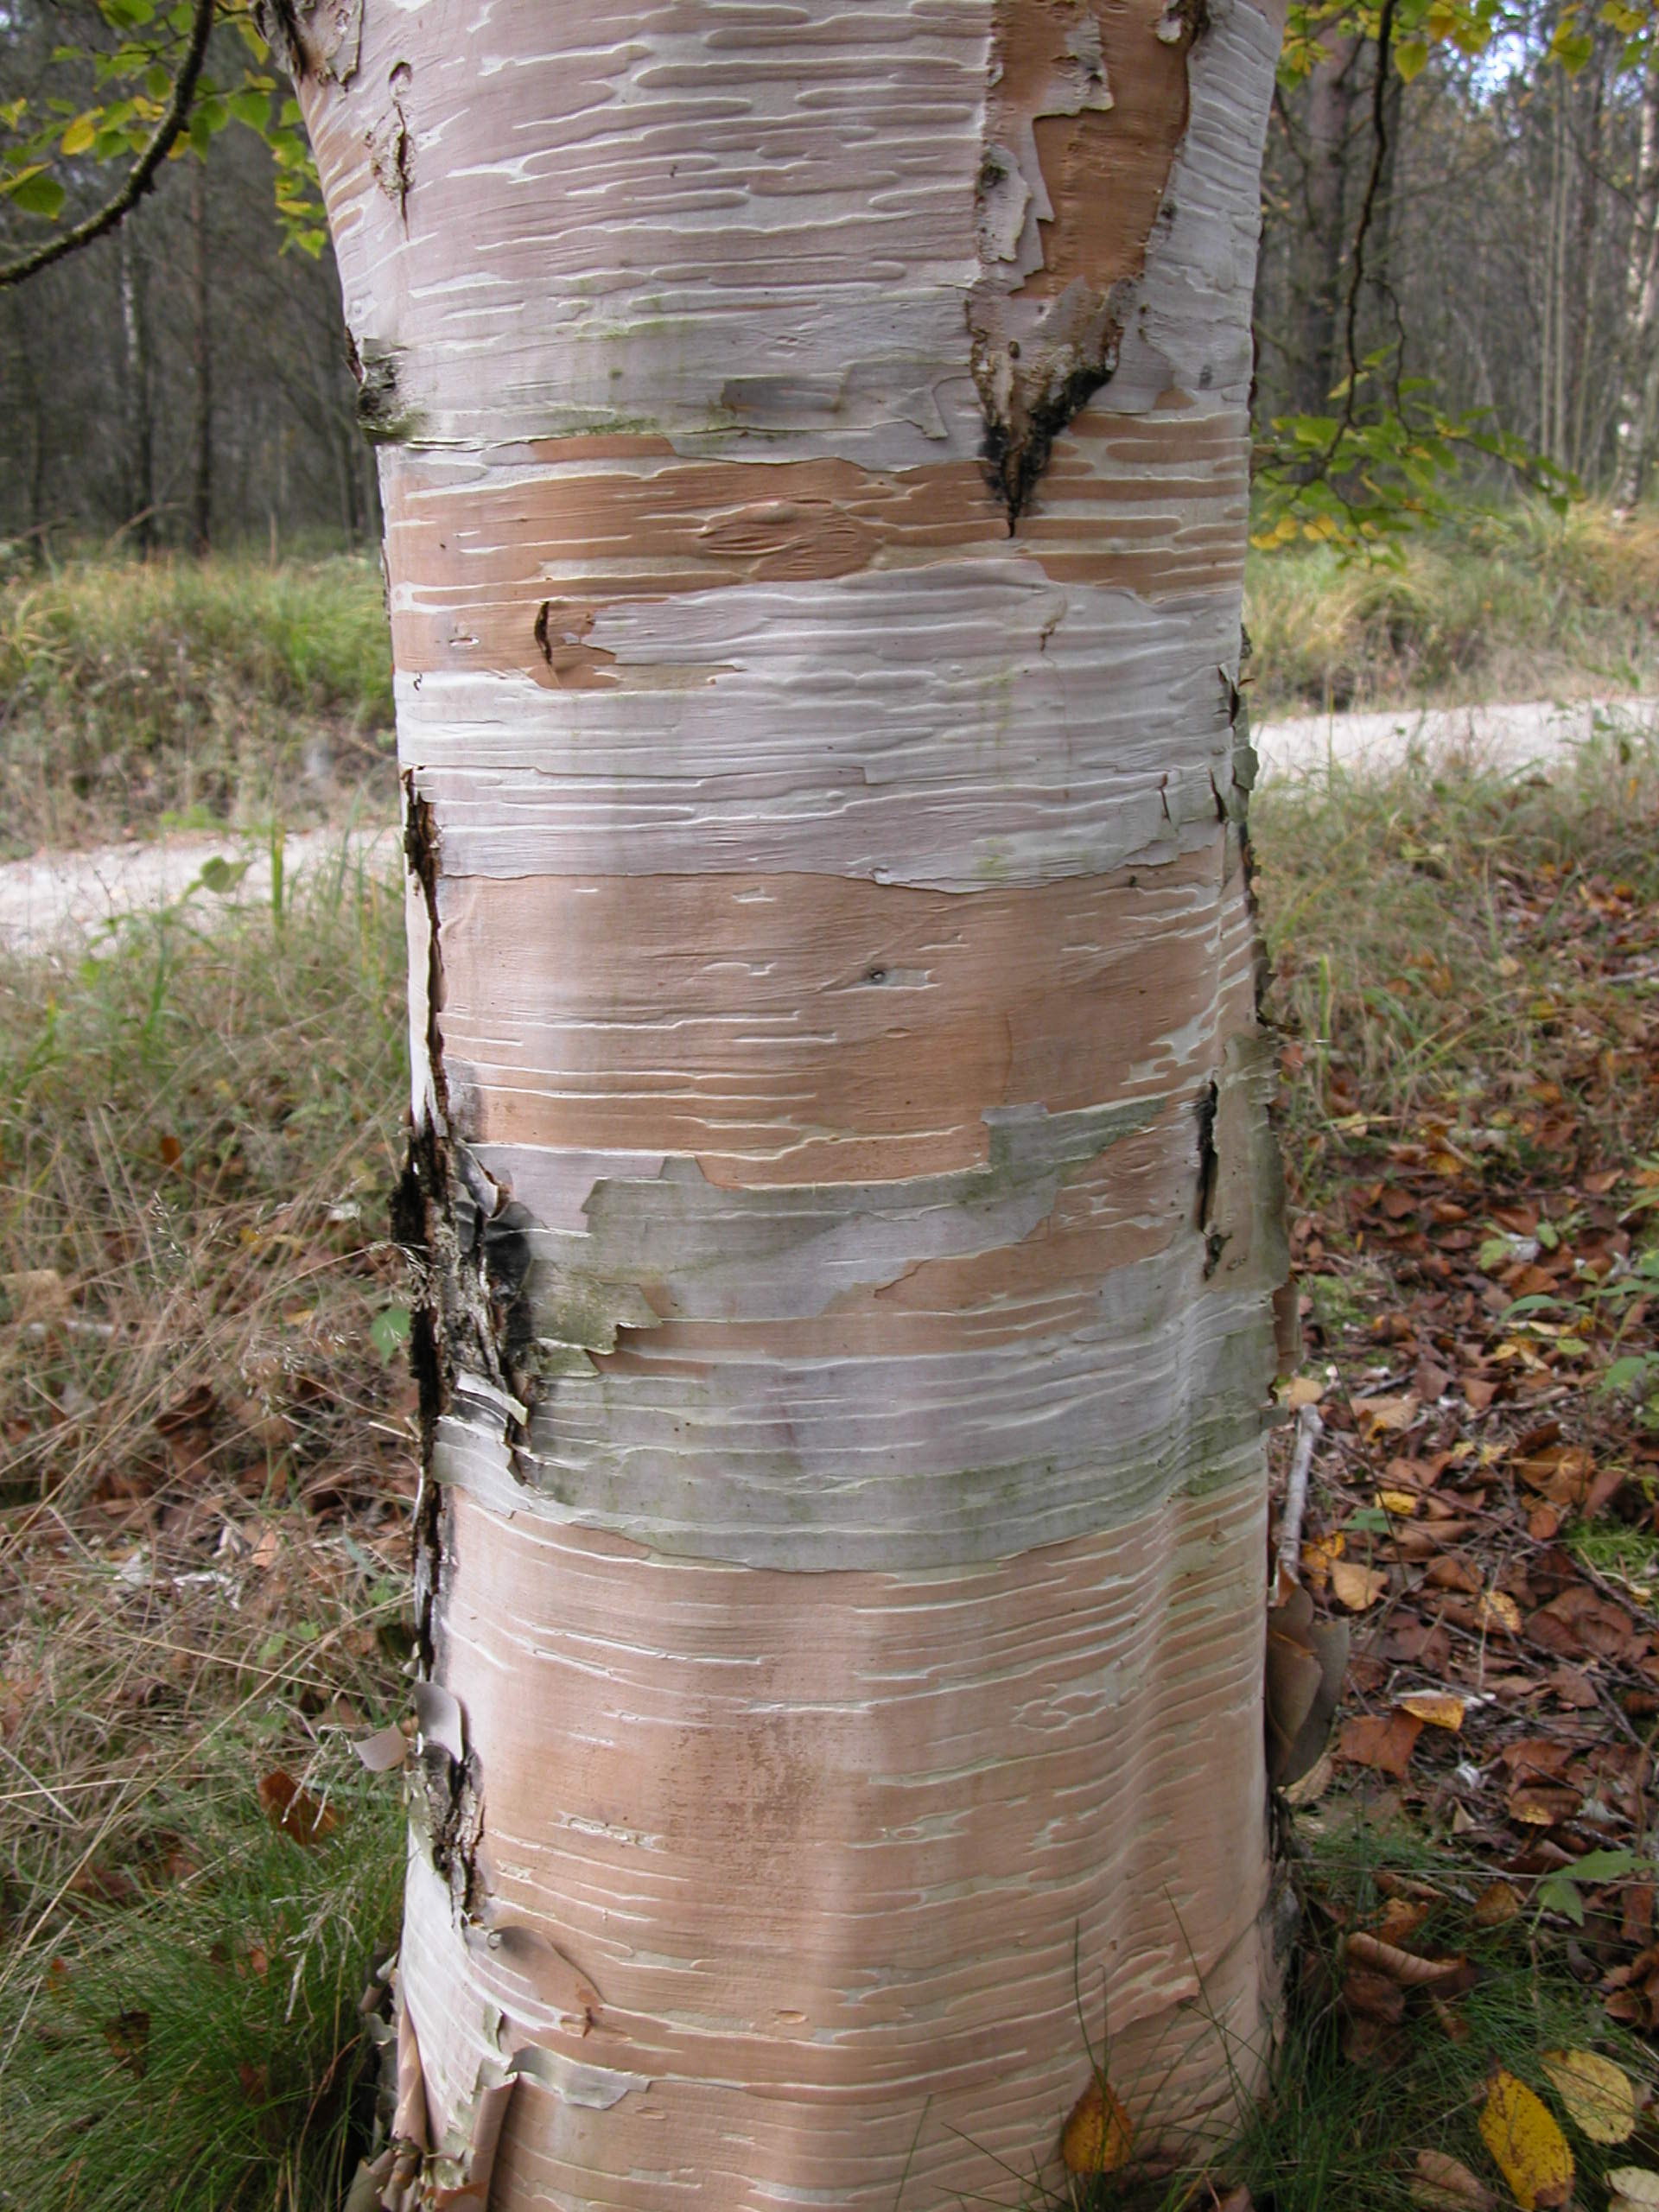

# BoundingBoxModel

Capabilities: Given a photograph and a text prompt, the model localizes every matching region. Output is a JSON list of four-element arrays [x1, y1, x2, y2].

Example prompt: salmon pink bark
[[276, 0, 1291, 2201]]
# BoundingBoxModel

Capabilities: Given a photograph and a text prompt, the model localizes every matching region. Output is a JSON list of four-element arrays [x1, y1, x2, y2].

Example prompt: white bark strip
[[289, 0, 1289, 2200]]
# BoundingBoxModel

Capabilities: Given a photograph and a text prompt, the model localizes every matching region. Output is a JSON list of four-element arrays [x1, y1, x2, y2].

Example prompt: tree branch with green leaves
[[0, 0, 327, 289]]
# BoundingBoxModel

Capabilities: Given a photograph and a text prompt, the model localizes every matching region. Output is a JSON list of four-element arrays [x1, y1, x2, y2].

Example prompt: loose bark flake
[[971, 0, 1205, 524]]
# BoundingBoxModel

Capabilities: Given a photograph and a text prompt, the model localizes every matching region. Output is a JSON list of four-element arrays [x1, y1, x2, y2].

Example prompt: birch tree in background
[[1613, 50, 1659, 512], [276, 0, 1293, 2202]]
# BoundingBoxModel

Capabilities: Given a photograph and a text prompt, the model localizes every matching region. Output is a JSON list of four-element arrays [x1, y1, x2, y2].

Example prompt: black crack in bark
[[392, 781, 539, 1676], [403, 774, 446, 1119], [404, 1684, 486, 1916], [391, 1127, 543, 1468], [366, 61, 414, 218], [1219, 658, 1273, 1020], [1157, 0, 1211, 43], [1195, 1075, 1229, 1280], [978, 340, 1120, 531], [422, 1740, 486, 1917]]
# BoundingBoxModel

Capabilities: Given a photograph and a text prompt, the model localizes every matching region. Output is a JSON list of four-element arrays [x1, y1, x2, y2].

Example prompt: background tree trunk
[[1613, 51, 1659, 512], [192, 160, 213, 556], [118, 223, 154, 555], [1287, 32, 1362, 412], [290, 1, 1290, 2202]]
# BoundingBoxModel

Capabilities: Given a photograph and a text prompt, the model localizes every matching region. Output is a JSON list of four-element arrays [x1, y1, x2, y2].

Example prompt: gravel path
[[1253, 690, 1659, 784], [0, 823, 402, 956], [2, 693, 1655, 954]]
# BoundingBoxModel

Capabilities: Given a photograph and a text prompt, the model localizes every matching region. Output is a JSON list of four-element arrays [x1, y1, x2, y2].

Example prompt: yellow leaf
[[1397, 1692, 1465, 1732], [1331, 1560, 1389, 1611], [1538, 2050, 1636, 2145], [1395, 35, 1430, 76], [1300, 1530, 1344, 1592], [61, 111, 99, 156], [1379, 1488, 1421, 1517], [1478, 2070, 1573, 2210], [1060, 2074, 1134, 2177], [1473, 1881, 1522, 1928], [1477, 1590, 1522, 1636]]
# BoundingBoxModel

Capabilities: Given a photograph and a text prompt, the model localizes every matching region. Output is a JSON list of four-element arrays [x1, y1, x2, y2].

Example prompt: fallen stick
[[1274, 1402, 1325, 1592]]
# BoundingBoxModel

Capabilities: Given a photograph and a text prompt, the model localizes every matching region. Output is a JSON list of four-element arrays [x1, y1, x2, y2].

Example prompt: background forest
[[1, 0, 1656, 556]]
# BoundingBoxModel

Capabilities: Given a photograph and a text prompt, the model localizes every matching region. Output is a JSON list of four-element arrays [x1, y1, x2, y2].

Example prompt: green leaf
[[1535, 1872, 1586, 1924], [4, 168, 66, 219], [1395, 36, 1429, 76], [196, 855, 251, 896], [1567, 1848, 1643, 1883], [371, 1304, 412, 1361], [231, 86, 270, 128]]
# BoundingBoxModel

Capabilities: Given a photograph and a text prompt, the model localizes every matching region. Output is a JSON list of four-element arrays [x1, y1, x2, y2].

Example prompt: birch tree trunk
[[1612, 52, 1659, 514], [277, 1, 1291, 2202]]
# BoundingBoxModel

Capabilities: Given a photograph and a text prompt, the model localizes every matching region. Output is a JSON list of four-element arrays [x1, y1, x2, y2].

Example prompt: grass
[[0, 554, 395, 857], [1252, 724, 1659, 1204], [0, 855, 414, 2209], [1245, 500, 1659, 716]]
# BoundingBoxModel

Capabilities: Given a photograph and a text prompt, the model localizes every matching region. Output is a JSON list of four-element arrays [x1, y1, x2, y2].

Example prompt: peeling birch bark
[[277, 0, 1289, 2200]]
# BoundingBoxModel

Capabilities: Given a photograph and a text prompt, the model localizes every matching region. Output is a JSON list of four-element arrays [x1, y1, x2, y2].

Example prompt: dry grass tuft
[[1246, 503, 1659, 717], [0, 553, 395, 856], [0, 857, 413, 2209], [1252, 726, 1659, 1200]]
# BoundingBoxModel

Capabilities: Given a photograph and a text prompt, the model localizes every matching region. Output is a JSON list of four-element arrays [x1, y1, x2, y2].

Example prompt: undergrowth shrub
[[0, 555, 395, 855]]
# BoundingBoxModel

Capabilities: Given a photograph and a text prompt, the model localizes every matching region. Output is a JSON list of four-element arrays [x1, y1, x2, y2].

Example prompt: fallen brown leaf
[[1339, 1712, 1423, 1777], [103, 2008, 149, 2079], [1332, 1560, 1390, 1611], [1343, 1966, 1407, 2024], [1412, 2149, 1497, 2210], [1345, 1929, 1468, 1985], [1474, 1881, 1523, 1929], [257, 1768, 338, 1847]]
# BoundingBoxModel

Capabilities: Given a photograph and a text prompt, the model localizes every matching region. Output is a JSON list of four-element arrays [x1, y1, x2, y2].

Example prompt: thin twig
[[1316, 0, 1399, 475], [0, 0, 216, 290]]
